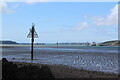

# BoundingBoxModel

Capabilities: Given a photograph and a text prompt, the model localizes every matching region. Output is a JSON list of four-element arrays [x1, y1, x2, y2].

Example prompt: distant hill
[[0, 41, 18, 44], [99, 40, 120, 46]]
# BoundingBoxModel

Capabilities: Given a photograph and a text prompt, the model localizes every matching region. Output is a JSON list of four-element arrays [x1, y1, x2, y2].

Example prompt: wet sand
[[2, 45, 119, 78], [12, 61, 118, 78]]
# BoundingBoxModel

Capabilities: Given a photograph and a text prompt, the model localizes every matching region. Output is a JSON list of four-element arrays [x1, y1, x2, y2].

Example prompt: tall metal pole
[[31, 24, 34, 60]]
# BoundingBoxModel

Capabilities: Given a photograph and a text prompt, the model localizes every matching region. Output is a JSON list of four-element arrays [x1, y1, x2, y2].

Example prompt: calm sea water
[[1, 45, 119, 74]]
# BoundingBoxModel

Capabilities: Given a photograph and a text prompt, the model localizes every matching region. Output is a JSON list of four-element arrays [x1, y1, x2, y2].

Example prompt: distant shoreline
[[0, 44, 119, 47], [0, 40, 120, 46]]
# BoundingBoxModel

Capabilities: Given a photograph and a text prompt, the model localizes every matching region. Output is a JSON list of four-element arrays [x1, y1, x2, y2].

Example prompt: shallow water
[[2, 46, 119, 74], [34, 47, 118, 53]]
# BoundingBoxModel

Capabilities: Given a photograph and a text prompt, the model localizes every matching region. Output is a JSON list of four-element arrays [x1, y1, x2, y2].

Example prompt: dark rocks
[[2, 58, 55, 80], [2, 58, 8, 63], [12, 58, 15, 60], [39, 65, 55, 78], [2, 58, 18, 80]]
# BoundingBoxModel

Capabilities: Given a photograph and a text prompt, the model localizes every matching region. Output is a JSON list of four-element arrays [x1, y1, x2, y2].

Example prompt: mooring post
[[57, 42, 58, 47]]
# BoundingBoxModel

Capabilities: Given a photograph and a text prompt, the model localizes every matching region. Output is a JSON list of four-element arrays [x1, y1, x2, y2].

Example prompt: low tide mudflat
[[1, 45, 119, 78]]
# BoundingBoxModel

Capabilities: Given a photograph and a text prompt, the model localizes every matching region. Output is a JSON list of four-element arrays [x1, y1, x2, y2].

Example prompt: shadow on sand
[[2, 58, 55, 80]]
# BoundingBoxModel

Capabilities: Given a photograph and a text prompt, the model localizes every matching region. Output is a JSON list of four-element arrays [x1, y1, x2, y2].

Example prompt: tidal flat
[[1, 45, 119, 78]]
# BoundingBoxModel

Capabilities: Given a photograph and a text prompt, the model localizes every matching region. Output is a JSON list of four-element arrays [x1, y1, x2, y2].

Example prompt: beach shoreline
[[11, 61, 119, 78], [2, 45, 119, 78], [2, 45, 119, 75]]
